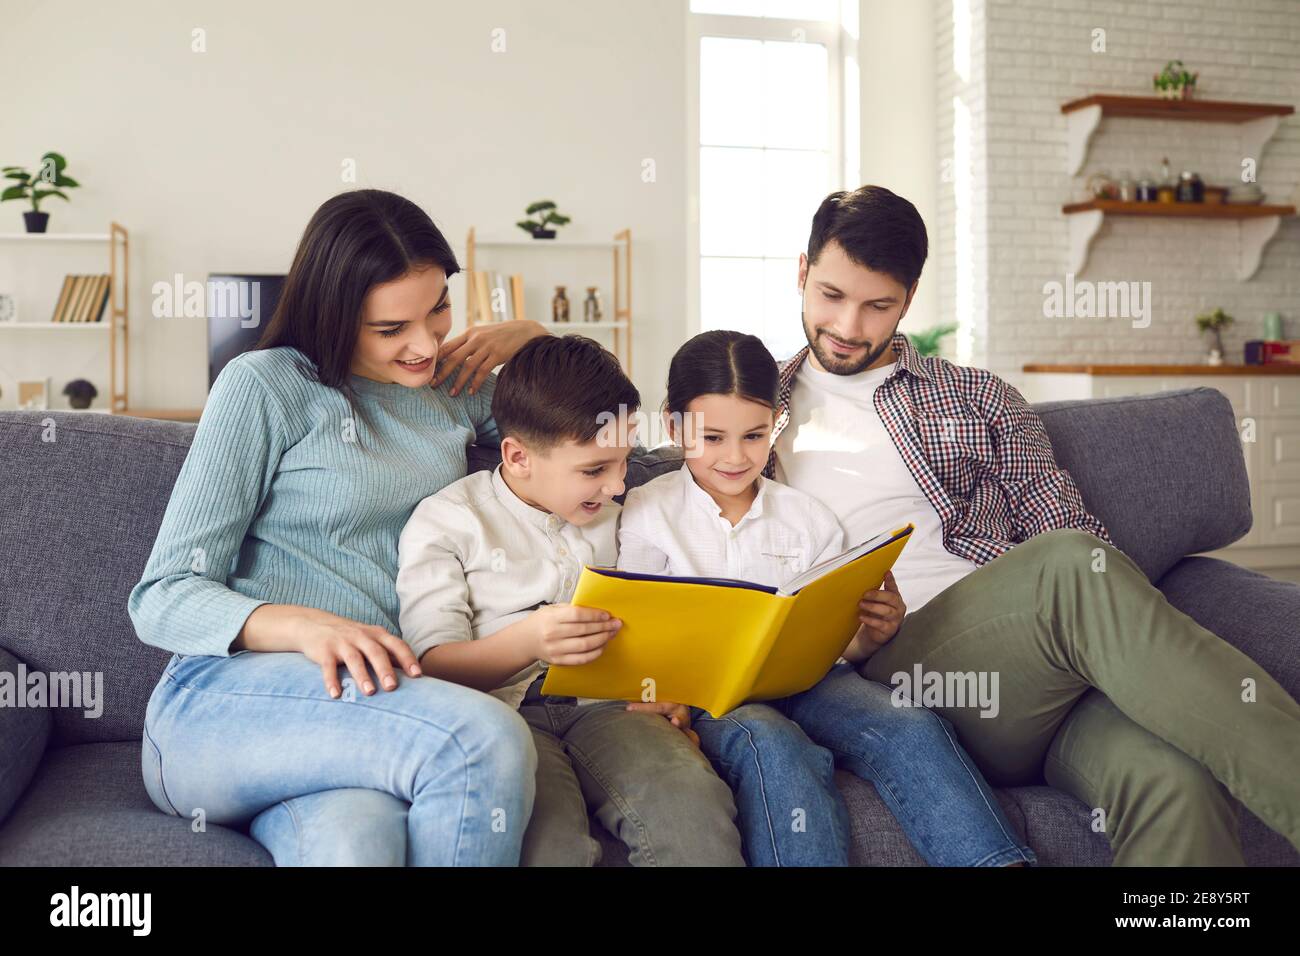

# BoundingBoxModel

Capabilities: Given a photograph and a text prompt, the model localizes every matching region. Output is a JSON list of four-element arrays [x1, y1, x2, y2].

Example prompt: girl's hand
[[625, 700, 700, 747], [239, 604, 422, 699], [430, 319, 548, 396], [843, 571, 906, 662]]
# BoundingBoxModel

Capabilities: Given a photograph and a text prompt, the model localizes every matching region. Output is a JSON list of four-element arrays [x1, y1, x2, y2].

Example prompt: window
[[688, 0, 853, 361]]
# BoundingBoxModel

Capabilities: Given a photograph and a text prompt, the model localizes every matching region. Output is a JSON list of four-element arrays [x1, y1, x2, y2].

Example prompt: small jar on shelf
[[551, 286, 570, 323], [582, 287, 603, 323]]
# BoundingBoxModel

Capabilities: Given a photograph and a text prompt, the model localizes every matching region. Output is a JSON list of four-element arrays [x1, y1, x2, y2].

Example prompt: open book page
[[776, 525, 913, 597]]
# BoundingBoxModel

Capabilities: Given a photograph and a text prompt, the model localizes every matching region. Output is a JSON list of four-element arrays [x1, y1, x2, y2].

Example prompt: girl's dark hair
[[664, 330, 779, 417], [254, 189, 459, 425]]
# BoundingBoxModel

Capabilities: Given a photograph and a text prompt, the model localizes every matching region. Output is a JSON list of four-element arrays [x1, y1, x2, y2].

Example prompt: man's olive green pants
[[861, 528, 1300, 865]]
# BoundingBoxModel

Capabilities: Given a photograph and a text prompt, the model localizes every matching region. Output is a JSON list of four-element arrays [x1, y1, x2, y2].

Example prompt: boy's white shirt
[[396, 464, 619, 711], [617, 463, 845, 586]]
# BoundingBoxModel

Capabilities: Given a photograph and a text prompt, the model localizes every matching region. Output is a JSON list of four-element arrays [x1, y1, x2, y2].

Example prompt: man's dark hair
[[806, 185, 929, 291], [492, 334, 640, 450]]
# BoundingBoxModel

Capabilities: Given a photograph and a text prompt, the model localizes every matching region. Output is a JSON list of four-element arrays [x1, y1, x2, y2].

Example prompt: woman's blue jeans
[[693, 663, 1037, 867], [141, 649, 537, 866]]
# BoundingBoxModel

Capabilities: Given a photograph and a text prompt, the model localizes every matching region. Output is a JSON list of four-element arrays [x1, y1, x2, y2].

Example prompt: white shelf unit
[[0, 225, 129, 411], [465, 228, 633, 374]]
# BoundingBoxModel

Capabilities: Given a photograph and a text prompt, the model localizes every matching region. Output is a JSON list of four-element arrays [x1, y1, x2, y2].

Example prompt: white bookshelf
[[0, 224, 129, 411]]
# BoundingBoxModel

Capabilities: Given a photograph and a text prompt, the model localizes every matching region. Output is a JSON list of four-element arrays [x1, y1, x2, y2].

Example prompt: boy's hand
[[529, 603, 621, 666], [625, 700, 700, 748], [848, 570, 906, 660]]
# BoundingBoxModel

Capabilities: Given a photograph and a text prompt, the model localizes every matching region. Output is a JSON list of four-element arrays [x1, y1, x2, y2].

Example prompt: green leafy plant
[[1195, 307, 1233, 355], [516, 200, 571, 237], [2, 152, 80, 212], [906, 323, 958, 358], [1153, 60, 1197, 96]]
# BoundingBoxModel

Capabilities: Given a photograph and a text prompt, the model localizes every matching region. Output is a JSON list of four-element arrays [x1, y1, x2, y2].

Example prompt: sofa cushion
[[1034, 388, 1251, 582], [0, 647, 52, 825], [0, 741, 271, 866], [1157, 555, 1300, 701], [0, 413, 183, 746]]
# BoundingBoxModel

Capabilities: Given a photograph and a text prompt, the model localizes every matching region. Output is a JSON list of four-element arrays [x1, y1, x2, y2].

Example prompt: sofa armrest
[[0, 647, 52, 825], [1157, 556, 1300, 701]]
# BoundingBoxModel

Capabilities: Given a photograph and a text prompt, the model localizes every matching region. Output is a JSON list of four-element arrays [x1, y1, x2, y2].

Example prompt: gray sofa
[[1, 387, 1296, 866]]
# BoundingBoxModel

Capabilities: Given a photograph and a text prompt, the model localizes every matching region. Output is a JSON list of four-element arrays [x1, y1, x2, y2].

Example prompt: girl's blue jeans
[[692, 663, 1037, 867]]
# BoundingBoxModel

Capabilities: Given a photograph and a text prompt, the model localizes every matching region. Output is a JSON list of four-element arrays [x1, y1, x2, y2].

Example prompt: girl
[[617, 329, 1035, 867], [130, 189, 549, 865]]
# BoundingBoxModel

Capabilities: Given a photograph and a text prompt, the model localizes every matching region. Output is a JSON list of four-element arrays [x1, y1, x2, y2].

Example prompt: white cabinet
[[1023, 371, 1300, 576]]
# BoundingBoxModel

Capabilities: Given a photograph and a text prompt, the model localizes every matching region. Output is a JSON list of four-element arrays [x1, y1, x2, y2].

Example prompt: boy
[[396, 335, 743, 866]]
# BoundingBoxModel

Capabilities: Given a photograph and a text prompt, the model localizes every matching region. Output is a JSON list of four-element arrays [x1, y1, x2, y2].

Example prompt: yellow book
[[541, 523, 914, 717]]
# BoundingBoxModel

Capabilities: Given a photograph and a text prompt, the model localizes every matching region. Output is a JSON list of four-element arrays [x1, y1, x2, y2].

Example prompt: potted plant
[[1153, 60, 1197, 100], [1195, 307, 1233, 366], [2, 152, 80, 233], [516, 200, 571, 239], [62, 378, 98, 410], [906, 323, 959, 358]]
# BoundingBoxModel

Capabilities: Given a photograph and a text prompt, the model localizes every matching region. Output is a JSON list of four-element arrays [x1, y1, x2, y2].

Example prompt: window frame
[[685, 7, 846, 352]]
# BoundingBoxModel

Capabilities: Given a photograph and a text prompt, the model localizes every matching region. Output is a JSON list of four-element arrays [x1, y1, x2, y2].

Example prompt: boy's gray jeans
[[517, 677, 745, 866]]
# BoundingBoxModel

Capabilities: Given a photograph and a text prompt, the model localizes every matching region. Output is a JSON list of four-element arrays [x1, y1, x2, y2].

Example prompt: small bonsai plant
[[2, 152, 80, 233], [906, 323, 958, 358], [516, 200, 571, 239], [1195, 307, 1234, 365], [1153, 60, 1197, 100], [62, 378, 98, 410]]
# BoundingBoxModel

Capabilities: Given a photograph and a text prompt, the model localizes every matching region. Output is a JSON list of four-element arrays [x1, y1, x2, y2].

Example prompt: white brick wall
[[935, 0, 1300, 392]]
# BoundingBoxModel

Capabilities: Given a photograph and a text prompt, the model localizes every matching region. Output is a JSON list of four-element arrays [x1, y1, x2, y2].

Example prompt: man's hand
[[625, 700, 700, 747], [430, 319, 548, 395], [528, 604, 621, 666], [843, 570, 907, 663]]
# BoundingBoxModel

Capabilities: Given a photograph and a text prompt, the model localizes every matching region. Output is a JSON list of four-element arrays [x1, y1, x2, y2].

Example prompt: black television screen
[[207, 273, 286, 389]]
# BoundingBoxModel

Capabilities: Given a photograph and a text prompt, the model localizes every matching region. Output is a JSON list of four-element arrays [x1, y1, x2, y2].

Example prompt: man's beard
[[803, 314, 899, 376]]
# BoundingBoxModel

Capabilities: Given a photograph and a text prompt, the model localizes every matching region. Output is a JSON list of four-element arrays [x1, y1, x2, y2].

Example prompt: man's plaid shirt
[[763, 332, 1113, 567]]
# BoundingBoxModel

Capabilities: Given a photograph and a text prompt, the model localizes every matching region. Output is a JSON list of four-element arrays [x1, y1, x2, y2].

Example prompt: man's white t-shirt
[[774, 359, 980, 611]]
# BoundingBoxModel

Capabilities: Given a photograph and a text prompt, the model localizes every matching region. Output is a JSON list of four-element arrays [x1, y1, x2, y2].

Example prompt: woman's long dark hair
[[255, 189, 459, 425], [664, 330, 779, 417]]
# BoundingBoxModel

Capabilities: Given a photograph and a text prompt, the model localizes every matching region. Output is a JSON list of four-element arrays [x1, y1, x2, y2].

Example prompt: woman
[[129, 189, 549, 865]]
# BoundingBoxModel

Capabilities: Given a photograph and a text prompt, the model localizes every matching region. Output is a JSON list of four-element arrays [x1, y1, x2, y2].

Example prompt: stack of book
[[470, 271, 525, 324], [49, 275, 112, 323], [1244, 340, 1300, 365]]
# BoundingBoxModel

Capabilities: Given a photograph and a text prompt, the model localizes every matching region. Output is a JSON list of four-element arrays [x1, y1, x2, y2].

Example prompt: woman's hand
[[625, 700, 700, 748], [236, 603, 422, 698], [842, 570, 906, 663], [430, 319, 548, 396]]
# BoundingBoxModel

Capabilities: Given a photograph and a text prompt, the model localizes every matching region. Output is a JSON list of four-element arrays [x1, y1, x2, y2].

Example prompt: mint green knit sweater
[[128, 346, 497, 657]]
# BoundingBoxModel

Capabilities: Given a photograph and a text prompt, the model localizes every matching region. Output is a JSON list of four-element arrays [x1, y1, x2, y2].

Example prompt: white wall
[[936, 0, 1300, 390], [858, 0, 939, 336], [0, 0, 686, 414]]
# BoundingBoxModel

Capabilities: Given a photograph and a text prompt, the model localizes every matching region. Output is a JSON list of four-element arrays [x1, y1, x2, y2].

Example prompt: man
[[769, 185, 1300, 865]]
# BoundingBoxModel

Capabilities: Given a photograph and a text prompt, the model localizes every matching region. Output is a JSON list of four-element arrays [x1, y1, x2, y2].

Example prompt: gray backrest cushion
[[0, 413, 185, 745], [1034, 387, 1251, 582]]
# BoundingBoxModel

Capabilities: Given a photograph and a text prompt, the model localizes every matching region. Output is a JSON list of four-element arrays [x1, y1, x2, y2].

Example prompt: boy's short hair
[[492, 334, 640, 450]]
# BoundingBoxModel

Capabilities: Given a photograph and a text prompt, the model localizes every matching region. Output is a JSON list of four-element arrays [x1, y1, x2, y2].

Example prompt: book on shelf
[[471, 270, 526, 324], [50, 274, 110, 323]]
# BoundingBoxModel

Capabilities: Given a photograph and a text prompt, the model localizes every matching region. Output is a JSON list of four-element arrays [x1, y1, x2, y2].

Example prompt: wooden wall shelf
[[1062, 200, 1296, 219], [1062, 94, 1294, 175], [1063, 200, 1295, 279]]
